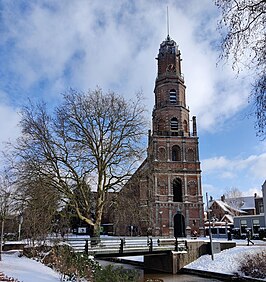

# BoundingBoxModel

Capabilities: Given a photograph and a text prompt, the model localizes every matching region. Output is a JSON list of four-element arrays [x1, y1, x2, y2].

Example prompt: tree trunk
[[0, 219, 5, 261]]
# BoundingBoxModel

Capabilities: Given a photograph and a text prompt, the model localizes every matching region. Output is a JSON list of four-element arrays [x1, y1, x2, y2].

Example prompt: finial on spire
[[167, 6, 170, 40]]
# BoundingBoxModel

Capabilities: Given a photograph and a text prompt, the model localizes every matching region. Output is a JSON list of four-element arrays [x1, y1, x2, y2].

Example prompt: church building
[[114, 34, 204, 237]]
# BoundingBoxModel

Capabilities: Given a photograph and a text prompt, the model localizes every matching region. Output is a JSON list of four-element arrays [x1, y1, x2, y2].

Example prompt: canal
[[97, 259, 222, 281]]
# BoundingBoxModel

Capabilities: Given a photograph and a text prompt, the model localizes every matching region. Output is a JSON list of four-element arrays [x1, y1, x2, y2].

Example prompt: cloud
[[0, 104, 20, 146], [0, 0, 253, 134], [202, 153, 266, 180], [243, 187, 262, 197]]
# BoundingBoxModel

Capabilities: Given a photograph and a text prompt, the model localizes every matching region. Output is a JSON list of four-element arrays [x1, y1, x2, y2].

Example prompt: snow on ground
[[0, 251, 61, 282], [184, 245, 266, 275], [0, 239, 266, 281]]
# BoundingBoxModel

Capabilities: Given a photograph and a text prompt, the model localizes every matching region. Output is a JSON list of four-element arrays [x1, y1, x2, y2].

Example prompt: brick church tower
[[115, 34, 204, 237], [147, 34, 204, 236]]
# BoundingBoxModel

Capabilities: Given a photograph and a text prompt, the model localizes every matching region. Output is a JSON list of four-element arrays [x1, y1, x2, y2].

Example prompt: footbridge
[[61, 237, 188, 258], [58, 236, 236, 273]]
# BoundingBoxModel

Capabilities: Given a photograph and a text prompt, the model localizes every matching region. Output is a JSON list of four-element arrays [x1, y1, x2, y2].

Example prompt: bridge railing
[[55, 237, 187, 256]]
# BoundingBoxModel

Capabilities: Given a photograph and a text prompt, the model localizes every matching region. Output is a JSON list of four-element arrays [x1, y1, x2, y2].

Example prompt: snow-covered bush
[[94, 265, 140, 282], [239, 250, 266, 279]]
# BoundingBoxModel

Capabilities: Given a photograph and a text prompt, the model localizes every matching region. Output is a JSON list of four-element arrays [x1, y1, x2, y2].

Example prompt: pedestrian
[[246, 230, 254, 246], [192, 230, 198, 238]]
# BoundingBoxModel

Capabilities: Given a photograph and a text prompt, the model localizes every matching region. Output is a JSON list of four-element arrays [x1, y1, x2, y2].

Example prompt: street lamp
[[206, 192, 214, 260], [18, 213, 23, 241], [159, 211, 163, 237]]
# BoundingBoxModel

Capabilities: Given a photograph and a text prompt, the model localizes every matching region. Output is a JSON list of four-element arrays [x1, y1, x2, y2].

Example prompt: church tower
[[146, 34, 204, 236], [114, 34, 204, 237]]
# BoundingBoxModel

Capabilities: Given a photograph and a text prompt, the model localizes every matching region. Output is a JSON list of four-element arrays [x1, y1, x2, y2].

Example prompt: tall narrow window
[[240, 220, 247, 234], [169, 89, 177, 103], [253, 219, 260, 234], [173, 178, 182, 202], [171, 117, 178, 130], [172, 145, 181, 161]]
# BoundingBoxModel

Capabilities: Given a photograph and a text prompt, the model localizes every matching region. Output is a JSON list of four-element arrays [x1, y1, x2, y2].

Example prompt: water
[[97, 259, 222, 282]]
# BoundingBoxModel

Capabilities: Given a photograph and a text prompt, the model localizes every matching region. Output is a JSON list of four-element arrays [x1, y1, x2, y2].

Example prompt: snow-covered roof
[[210, 200, 246, 215], [221, 214, 234, 224]]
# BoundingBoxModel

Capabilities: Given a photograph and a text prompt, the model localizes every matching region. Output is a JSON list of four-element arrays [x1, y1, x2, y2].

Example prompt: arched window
[[187, 148, 195, 162], [172, 145, 181, 161], [169, 89, 177, 104], [171, 117, 178, 130], [173, 178, 183, 202], [183, 120, 188, 132]]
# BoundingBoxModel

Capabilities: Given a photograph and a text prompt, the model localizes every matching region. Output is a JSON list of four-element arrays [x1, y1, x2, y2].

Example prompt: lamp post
[[159, 211, 163, 237], [206, 192, 214, 260], [18, 213, 23, 241]]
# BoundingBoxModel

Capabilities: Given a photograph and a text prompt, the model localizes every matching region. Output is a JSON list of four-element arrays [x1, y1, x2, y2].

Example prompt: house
[[207, 181, 266, 239]]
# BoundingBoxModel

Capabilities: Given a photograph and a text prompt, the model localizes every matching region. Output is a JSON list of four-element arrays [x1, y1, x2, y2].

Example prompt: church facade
[[114, 35, 204, 237]]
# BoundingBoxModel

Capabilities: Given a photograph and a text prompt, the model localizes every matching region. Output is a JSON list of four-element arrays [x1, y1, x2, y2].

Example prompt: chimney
[[221, 195, 225, 202]]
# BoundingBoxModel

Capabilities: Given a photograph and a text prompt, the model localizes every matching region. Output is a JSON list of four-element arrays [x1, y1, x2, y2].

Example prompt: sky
[[0, 0, 265, 200]]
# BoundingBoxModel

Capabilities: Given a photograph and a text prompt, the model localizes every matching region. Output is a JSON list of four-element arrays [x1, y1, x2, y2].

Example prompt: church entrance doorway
[[174, 210, 186, 237]]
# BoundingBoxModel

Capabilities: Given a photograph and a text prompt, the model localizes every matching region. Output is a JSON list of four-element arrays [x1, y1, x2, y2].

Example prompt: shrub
[[94, 264, 140, 282], [24, 244, 140, 282], [239, 250, 266, 279]]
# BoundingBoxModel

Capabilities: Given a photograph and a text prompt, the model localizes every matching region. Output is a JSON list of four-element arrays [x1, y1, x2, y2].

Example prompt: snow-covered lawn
[[0, 251, 61, 282], [185, 245, 266, 276], [0, 241, 266, 281]]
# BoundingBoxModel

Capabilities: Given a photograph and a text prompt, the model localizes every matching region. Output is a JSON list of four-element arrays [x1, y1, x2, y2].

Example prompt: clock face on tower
[[167, 64, 176, 72]]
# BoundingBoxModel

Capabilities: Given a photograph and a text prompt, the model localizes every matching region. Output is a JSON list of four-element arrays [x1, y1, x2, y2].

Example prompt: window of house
[[253, 219, 260, 234], [240, 220, 247, 234], [169, 90, 177, 104], [173, 178, 182, 202], [172, 145, 181, 161], [171, 117, 178, 130]]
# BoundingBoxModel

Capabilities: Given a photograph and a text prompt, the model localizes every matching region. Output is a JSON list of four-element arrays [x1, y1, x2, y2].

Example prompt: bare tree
[[215, 0, 266, 138], [224, 187, 244, 209], [15, 170, 60, 245], [15, 88, 147, 237], [0, 171, 16, 261]]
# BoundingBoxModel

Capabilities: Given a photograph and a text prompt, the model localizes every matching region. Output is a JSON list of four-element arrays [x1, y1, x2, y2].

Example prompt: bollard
[[185, 240, 188, 250], [148, 238, 153, 252], [175, 237, 178, 251], [84, 239, 89, 255], [119, 238, 125, 253]]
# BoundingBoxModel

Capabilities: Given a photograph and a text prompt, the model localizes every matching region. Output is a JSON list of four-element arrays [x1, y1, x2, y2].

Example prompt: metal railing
[[57, 237, 188, 256]]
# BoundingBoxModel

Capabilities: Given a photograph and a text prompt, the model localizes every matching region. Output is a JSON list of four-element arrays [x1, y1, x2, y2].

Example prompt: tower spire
[[167, 6, 170, 40]]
